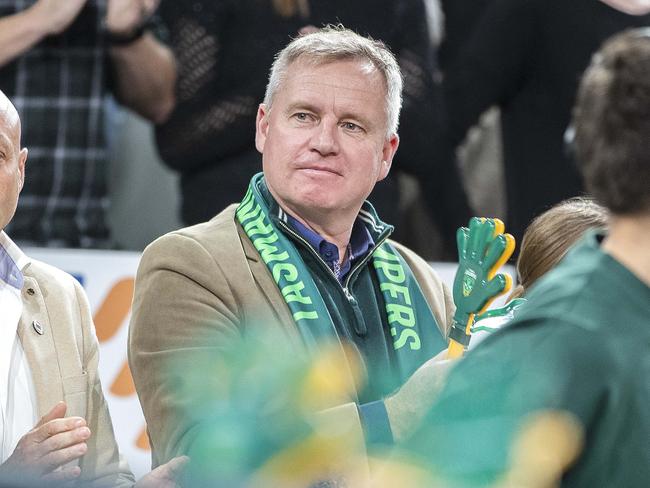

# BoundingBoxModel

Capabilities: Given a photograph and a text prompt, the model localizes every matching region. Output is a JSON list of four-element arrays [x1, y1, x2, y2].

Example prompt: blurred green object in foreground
[[176, 329, 367, 486]]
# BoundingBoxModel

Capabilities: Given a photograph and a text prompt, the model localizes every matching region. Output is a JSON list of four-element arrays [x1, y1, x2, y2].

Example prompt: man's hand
[[29, 0, 88, 35], [135, 456, 189, 488], [448, 217, 515, 357], [106, 0, 159, 37], [0, 402, 90, 483], [384, 350, 456, 443]]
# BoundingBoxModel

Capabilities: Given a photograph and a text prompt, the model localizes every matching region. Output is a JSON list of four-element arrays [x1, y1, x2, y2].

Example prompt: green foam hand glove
[[448, 217, 515, 358]]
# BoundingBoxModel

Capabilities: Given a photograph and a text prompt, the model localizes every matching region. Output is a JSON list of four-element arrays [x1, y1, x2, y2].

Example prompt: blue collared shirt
[[0, 236, 24, 290], [285, 214, 375, 283]]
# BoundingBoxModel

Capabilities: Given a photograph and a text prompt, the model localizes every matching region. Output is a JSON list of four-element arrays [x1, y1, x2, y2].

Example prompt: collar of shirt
[[284, 213, 375, 282], [0, 231, 30, 290]]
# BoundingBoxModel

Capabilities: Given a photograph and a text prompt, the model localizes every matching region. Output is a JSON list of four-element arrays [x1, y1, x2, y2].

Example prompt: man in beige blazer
[[129, 26, 455, 483], [0, 90, 184, 486]]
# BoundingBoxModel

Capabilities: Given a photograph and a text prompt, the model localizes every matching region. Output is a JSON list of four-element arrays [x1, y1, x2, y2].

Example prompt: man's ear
[[255, 104, 270, 154], [18, 147, 27, 191], [378, 133, 399, 181]]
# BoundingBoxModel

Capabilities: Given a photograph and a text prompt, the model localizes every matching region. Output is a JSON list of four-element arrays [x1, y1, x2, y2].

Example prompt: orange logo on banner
[[94, 278, 134, 342], [137, 428, 151, 450], [111, 362, 136, 396], [93, 278, 150, 452]]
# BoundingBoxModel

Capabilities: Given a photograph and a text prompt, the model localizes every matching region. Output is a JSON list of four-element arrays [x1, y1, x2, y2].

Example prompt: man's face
[[255, 58, 399, 221], [0, 100, 27, 231]]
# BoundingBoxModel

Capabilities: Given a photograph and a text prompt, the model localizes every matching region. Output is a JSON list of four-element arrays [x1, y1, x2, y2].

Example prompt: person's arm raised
[[106, 0, 177, 124], [0, 0, 88, 68]]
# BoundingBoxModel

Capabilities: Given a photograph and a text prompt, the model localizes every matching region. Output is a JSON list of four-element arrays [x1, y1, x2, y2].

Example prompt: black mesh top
[[155, 0, 470, 248]]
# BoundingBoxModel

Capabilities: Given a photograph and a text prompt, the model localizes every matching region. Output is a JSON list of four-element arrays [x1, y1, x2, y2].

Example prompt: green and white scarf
[[236, 174, 447, 379]]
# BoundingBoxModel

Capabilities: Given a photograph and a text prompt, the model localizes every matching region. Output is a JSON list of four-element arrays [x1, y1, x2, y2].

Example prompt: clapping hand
[[0, 402, 89, 484]]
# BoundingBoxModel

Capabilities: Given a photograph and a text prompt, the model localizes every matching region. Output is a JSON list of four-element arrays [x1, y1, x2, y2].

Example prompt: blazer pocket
[[62, 373, 88, 419], [62, 372, 89, 394]]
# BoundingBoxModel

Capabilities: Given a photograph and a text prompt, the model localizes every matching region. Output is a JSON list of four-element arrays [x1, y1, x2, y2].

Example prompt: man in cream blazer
[[0, 89, 184, 486], [3, 248, 135, 486]]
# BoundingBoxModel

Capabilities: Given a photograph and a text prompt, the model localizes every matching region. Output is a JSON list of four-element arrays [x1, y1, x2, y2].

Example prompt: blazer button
[[26, 288, 35, 296], [32, 321, 44, 335]]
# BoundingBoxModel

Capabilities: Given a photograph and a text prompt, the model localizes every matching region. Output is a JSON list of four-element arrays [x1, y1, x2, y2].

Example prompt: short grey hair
[[263, 25, 403, 137]]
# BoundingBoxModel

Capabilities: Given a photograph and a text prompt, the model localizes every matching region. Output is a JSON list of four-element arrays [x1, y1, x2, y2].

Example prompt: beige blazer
[[129, 205, 454, 473], [19, 259, 134, 487]]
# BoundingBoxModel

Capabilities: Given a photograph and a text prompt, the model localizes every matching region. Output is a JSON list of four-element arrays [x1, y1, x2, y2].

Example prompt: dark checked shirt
[[0, 0, 111, 248]]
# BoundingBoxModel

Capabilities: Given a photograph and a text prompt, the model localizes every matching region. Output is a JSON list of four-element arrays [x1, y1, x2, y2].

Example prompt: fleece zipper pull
[[344, 287, 367, 336]]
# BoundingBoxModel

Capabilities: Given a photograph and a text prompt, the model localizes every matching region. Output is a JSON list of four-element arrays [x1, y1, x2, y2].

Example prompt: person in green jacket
[[405, 28, 650, 487]]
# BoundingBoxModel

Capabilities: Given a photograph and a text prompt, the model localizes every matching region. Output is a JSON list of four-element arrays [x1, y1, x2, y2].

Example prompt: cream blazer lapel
[[20, 262, 134, 486], [18, 274, 64, 419], [19, 266, 88, 422]]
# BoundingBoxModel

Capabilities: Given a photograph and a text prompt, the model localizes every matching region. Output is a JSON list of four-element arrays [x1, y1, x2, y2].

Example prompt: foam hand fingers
[[456, 226, 469, 261], [477, 218, 497, 258], [492, 233, 515, 278], [481, 274, 512, 312], [492, 218, 505, 236], [453, 218, 516, 316], [484, 233, 509, 271], [467, 217, 487, 259]]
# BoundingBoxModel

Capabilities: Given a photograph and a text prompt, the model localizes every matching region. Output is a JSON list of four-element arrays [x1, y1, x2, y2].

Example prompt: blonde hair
[[509, 197, 608, 300]]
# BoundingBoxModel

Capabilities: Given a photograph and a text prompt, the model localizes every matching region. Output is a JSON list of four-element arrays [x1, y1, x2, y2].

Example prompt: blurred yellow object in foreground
[[298, 343, 366, 412], [497, 410, 584, 488], [251, 403, 369, 487]]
